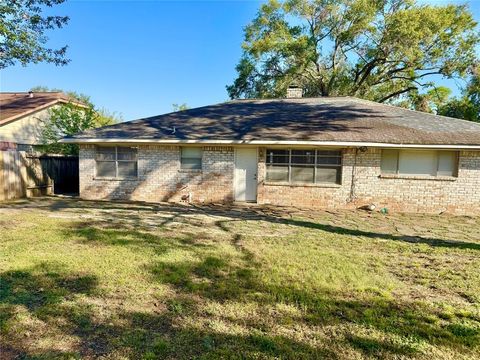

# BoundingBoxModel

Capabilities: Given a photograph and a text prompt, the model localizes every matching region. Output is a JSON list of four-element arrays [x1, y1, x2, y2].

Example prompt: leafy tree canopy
[[30, 86, 93, 106], [395, 86, 452, 113], [172, 103, 190, 112], [40, 103, 97, 155], [227, 0, 479, 106], [0, 0, 69, 69], [34, 87, 122, 155], [438, 66, 480, 122]]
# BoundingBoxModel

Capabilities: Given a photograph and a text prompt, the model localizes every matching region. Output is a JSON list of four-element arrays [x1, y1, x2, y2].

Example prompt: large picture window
[[380, 150, 458, 177], [266, 149, 342, 184], [95, 146, 138, 178]]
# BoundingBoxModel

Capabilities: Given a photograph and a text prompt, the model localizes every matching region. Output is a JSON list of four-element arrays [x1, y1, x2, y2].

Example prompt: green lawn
[[1, 198, 479, 359]]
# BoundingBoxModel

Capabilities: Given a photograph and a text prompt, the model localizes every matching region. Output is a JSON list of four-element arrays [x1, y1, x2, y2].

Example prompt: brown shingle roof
[[0, 92, 83, 125], [65, 97, 480, 146]]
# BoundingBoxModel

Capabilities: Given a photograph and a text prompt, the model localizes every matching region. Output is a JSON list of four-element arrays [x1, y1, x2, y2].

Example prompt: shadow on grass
[[0, 263, 97, 312], [0, 262, 98, 359], [346, 335, 423, 357], [3, 196, 480, 250], [1, 199, 480, 358], [3, 197, 478, 250], [0, 262, 334, 359], [147, 254, 480, 356], [65, 222, 215, 256], [141, 221, 479, 356], [280, 218, 480, 251]]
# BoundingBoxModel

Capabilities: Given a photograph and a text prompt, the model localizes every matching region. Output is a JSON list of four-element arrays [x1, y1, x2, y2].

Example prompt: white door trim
[[234, 147, 258, 202]]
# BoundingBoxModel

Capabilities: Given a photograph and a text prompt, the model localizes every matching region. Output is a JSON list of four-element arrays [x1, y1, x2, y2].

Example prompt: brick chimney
[[286, 86, 303, 98]]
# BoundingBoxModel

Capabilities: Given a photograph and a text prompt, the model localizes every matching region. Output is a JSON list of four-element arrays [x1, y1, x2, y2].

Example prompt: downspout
[[348, 148, 359, 203]]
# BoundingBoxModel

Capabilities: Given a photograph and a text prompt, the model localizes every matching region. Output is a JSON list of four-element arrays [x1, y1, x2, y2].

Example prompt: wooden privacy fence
[[0, 150, 79, 201], [0, 150, 25, 200], [39, 155, 79, 194]]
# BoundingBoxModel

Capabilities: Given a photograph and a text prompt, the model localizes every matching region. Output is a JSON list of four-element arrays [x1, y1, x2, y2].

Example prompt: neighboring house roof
[[63, 97, 480, 148], [0, 92, 85, 126]]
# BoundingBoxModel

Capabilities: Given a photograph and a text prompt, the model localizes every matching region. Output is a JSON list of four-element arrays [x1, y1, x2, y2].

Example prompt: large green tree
[[0, 0, 69, 69], [31, 86, 123, 126], [438, 67, 480, 122], [396, 86, 452, 113], [36, 88, 120, 155], [41, 102, 97, 155], [227, 0, 479, 104]]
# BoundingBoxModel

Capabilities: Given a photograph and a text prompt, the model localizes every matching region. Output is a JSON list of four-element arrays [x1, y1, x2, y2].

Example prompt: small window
[[380, 149, 399, 174], [266, 149, 342, 184], [380, 150, 457, 177], [181, 147, 203, 170], [95, 146, 138, 178], [438, 152, 457, 176]]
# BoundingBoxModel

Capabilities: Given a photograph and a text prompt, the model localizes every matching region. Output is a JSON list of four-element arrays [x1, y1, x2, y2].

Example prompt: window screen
[[95, 146, 138, 178], [380, 150, 457, 177], [266, 149, 342, 184], [291, 150, 315, 183], [399, 150, 437, 176], [266, 149, 288, 182], [181, 147, 203, 170], [380, 150, 399, 174], [316, 150, 342, 184], [438, 152, 457, 176]]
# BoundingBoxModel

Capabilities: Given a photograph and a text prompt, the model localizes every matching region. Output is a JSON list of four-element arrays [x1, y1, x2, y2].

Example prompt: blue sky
[[1, 0, 479, 121]]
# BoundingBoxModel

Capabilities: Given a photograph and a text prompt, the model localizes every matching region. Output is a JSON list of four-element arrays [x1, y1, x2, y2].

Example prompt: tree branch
[[378, 86, 418, 103]]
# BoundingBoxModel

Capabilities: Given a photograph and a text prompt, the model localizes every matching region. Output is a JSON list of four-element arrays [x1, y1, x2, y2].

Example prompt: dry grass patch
[[0, 198, 479, 359]]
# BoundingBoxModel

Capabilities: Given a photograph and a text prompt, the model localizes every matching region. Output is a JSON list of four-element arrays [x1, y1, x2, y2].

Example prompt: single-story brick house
[[62, 93, 480, 214]]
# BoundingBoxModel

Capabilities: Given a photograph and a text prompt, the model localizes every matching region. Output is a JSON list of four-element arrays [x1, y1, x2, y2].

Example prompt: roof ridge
[[0, 91, 64, 94], [349, 96, 480, 126], [228, 95, 477, 126], [228, 96, 351, 102]]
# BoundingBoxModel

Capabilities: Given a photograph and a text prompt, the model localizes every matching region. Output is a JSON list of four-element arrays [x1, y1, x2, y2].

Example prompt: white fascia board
[[59, 138, 480, 149]]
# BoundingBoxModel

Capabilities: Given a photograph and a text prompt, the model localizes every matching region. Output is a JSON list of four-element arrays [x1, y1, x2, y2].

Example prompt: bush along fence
[[0, 146, 79, 201]]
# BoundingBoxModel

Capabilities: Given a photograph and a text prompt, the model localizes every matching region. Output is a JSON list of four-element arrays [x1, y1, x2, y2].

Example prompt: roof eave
[[59, 138, 480, 149], [0, 99, 88, 126]]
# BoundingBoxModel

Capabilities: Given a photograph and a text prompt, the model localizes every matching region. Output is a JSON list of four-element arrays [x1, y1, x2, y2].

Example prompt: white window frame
[[95, 146, 138, 179]]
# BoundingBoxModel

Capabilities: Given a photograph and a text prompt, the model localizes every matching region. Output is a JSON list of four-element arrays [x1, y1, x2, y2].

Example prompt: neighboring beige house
[[0, 92, 84, 150], [62, 91, 480, 214]]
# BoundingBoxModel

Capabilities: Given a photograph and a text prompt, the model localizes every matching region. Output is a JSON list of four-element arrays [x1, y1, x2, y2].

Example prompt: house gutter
[[59, 138, 480, 150]]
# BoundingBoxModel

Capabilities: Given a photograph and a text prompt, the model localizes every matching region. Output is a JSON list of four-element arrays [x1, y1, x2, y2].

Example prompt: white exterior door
[[235, 148, 258, 202]]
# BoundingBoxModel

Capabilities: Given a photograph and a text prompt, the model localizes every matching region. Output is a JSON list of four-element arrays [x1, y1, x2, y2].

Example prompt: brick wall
[[352, 149, 480, 214], [257, 148, 354, 209], [257, 148, 480, 215], [79, 145, 480, 214], [79, 145, 234, 203]]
